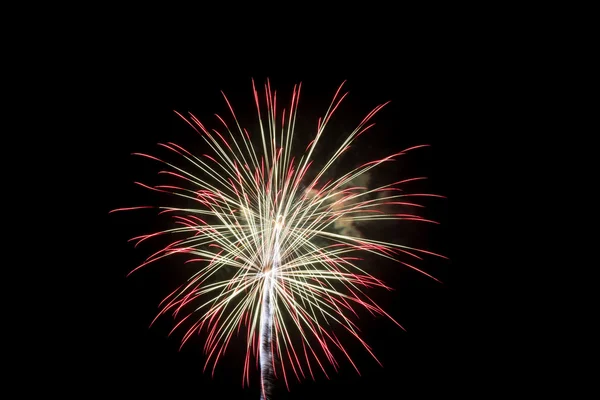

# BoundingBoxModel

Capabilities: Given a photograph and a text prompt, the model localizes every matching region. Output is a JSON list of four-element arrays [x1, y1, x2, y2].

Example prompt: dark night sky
[[70, 37, 479, 399]]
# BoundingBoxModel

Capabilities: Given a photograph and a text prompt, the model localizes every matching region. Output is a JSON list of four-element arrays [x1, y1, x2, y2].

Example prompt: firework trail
[[111, 79, 446, 399], [258, 216, 282, 398]]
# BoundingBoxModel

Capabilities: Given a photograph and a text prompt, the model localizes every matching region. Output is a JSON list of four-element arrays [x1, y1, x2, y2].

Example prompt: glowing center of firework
[[274, 215, 284, 231], [262, 263, 273, 274], [258, 217, 284, 279]]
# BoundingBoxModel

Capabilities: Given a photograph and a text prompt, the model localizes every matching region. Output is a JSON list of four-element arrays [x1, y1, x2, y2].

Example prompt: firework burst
[[111, 79, 446, 398]]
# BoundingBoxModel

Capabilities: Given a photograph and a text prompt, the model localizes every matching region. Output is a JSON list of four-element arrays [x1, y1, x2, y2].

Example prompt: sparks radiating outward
[[111, 80, 446, 399]]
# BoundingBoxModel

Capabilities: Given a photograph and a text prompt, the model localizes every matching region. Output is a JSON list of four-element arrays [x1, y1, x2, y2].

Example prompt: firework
[[111, 79, 446, 398]]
